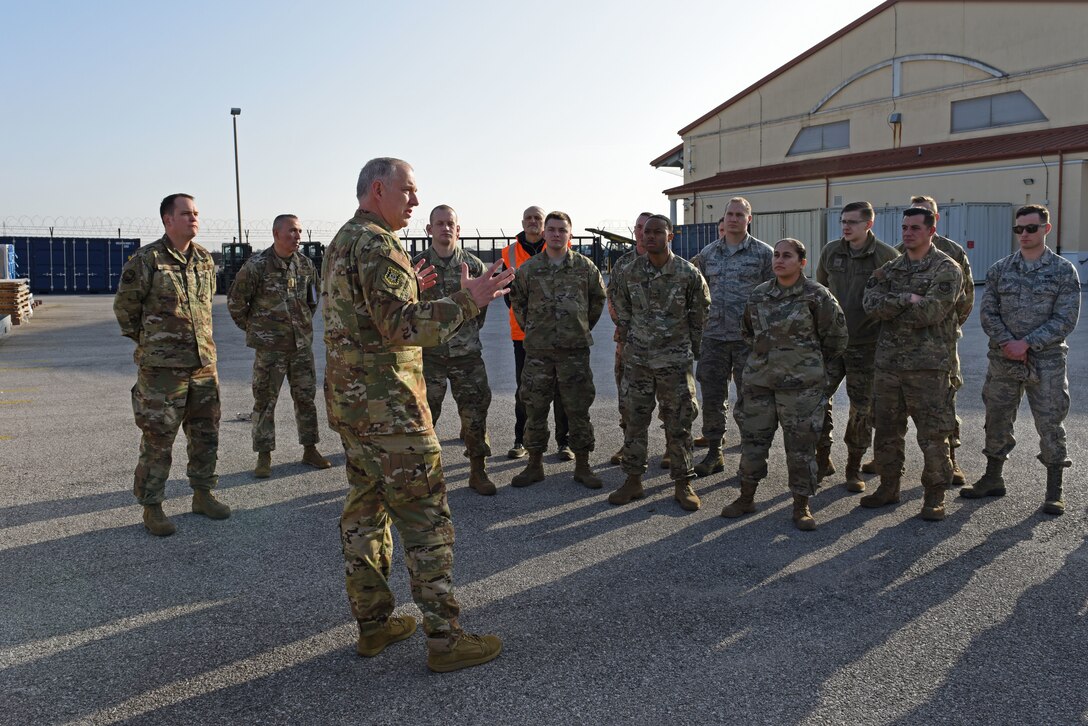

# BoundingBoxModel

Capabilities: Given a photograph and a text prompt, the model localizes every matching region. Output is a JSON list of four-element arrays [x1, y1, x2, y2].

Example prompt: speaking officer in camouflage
[[113, 193, 230, 537], [417, 204, 496, 496], [510, 211, 607, 490], [962, 204, 1080, 515], [323, 158, 511, 672], [228, 214, 331, 478], [608, 215, 710, 511], [859, 207, 964, 521], [815, 201, 899, 493], [606, 211, 652, 466], [721, 239, 848, 531], [868, 195, 975, 485], [690, 197, 774, 478]]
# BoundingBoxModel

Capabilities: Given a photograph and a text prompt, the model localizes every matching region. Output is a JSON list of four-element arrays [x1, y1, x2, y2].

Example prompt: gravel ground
[[1, 290, 1085, 726]]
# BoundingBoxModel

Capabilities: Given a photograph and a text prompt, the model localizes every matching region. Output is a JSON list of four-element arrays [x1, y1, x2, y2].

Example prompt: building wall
[[671, 1, 1088, 253]]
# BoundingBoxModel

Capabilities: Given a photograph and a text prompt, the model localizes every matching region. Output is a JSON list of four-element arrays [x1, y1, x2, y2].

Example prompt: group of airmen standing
[[112, 156, 1080, 674]]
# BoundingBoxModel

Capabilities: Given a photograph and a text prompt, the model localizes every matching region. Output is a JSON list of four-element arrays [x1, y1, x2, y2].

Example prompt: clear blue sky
[[1, 0, 881, 243]]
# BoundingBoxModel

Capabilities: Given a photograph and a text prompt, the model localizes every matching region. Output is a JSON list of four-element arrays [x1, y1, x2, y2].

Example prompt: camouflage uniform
[[739, 278, 848, 495], [979, 247, 1080, 466], [691, 235, 774, 442], [510, 249, 606, 454], [613, 252, 710, 481], [113, 235, 220, 505], [416, 245, 492, 458], [607, 247, 640, 425], [899, 234, 973, 452], [862, 244, 964, 490], [816, 231, 900, 456], [323, 211, 480, 638], [227, 246, 320, 453]]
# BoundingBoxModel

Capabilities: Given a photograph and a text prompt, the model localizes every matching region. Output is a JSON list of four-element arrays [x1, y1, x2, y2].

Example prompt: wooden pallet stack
[[0, 280, 35, 325]]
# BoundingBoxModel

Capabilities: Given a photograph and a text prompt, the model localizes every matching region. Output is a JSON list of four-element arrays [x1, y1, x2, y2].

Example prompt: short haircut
[[637, 211, 654, 220], [645, 214, 672, 232], [904, 207, 936, 227], [272, 214, 299, 232], [718, 216, 725, 224], [356, 157, 408, 198], [842, 201, 874, 221], [545, 211, 572, 227], [775, 238, 806, 262], [430, 204, 457, 223], [727, 197, 752, 215], [160, 193, 194, 220], [910, 195, 938, 214], [1015, 204, 1050, 223]]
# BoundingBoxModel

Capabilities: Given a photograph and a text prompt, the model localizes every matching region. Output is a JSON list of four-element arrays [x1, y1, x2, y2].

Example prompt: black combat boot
[[1043, 465, 1065, 515]]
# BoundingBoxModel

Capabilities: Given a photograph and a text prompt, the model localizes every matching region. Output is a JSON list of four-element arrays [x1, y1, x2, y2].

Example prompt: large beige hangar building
[[652, 0, 1088, 279]]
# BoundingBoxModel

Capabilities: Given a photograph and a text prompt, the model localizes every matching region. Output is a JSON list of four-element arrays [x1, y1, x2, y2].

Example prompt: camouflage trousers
[[523, 347, 595, 453], [251, 347, 319, 452], [872, 368, 955, 487], [338, 430, 461, 638], [739, 384, 826, 497], [424, 352, 492, 458], [820, 343, 877, 455], [130, 364, 220, 505], [615, 342, 626, 428], [982, 353, 1071, 467], [620, 362, 698, 481], [696, 338, 750, 443]]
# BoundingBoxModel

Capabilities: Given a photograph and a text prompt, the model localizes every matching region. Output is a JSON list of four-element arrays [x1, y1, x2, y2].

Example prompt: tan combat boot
[[693, 436, 710, 447], [816, 446, 835, 480], [608, 474, 645, 505], [960, 457, 1005, 499], [468, 456, 497, 496], [721, 480, 758, 518], [427, 631, 503, 673], [142, 504, 177, 537], [192, 489, 231, 519], [860, 458, 879, 475], [859, 478, 900, 508], [1043, 465, 1065, 515], [674, 480, 701, 511], [948, 447, 966, 487], [356, 615, 417, 657], [920, 485, 946, 521], [573, 451, 602, 489], [694, 442, 724, 477], [845, 450, 865, 493], [792, 494, 817, 531], [254, 451, 272, 478], [302, 445, 332, 469], [610, 447, 624, 465], [511, 451, 545, 487]]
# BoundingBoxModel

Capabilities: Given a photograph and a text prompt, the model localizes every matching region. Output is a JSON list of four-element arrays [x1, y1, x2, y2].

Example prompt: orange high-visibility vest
[[501, 240, 534, 341]]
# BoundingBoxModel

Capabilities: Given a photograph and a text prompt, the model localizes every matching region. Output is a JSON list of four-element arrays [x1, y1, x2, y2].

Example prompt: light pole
[[230, 107, 242, 246]]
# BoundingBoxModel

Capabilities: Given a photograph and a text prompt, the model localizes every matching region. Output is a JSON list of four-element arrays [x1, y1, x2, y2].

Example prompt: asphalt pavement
[[0, 290, 1085, 726]]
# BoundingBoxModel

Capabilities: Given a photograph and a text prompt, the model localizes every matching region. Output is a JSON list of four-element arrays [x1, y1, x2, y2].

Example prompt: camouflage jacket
[[415, 245, 487, 359], [862, 244, 963, 372], [321, 211, 480, 439], [742, 277, 848, 389], [607, 247, 640, 341], [614, 252, 710, 369], [113, 235, 216, 368], [816, 231, 899, 346], [511, 248, 606, 352], [227, 246, 317, 351], [980, 247, 1081, 359], [898, 234, 973, 326], [692, 234, 774, 342]]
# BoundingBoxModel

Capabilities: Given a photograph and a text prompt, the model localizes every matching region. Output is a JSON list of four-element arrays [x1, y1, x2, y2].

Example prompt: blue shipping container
[[0, 237, 142, 293]]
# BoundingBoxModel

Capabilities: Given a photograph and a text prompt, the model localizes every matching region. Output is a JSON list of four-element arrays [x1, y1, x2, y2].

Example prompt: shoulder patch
[[122, 268, 137, 283], [383, 265, 407, 288], [938, 281, 953, 294]]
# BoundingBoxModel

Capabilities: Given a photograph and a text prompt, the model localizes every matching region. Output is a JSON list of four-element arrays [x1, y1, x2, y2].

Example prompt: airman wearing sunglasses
[[963, 204, 1081, 515]]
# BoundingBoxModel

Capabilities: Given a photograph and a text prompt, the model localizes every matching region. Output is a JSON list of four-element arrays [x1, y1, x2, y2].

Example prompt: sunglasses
[[1012, 224, 1042, 234]]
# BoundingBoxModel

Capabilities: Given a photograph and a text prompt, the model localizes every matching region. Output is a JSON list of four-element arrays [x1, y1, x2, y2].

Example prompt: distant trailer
[[0, 237, 141, 294]]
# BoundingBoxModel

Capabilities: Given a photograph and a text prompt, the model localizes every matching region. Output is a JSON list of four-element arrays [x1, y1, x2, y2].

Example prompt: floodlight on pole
[[230, 107, 242, 246]]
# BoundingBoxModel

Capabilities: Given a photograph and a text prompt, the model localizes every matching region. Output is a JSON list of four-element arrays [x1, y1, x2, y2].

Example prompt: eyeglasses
[[840, 219, 865, 226], [1012, 224, 1042, 234]]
